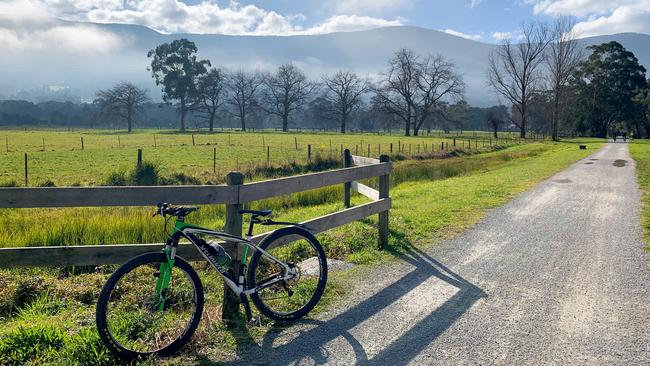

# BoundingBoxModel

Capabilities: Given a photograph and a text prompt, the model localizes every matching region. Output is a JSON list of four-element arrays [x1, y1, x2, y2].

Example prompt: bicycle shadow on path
[[206, 243, 487, 365]]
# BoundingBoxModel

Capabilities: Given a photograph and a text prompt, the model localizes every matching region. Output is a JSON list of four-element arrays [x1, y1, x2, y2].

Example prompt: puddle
[[613, 160, 627, 167], [585, 162, 594, 165], [590, 159, 599, 161], [554, 179, 572, 183]]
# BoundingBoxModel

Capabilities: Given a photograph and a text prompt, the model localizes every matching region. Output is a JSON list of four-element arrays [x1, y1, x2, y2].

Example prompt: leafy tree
[[95, 82, 151, 132], [571, 41, 648, 137], [321, 70, 370, 133], [147, 39, 210, 131], [261, 64, 316, 132], [195, 68, 226, 132]]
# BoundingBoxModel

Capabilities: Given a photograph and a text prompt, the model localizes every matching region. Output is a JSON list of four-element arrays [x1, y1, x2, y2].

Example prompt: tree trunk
[[179, 102, 186, 131], [340, 115, 346, 134], [282, 114, 288, 132], [551, 95, 560, 141], [209, 112, 215, 132], [127, 108, 132, 133], [240, 115, 246, 132], [493, 127, 498, 139]]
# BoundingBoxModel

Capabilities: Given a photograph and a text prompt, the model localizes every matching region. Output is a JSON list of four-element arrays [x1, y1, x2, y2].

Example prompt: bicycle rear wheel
[[96, 252, 204, 360], [248, 226, 327, 321]]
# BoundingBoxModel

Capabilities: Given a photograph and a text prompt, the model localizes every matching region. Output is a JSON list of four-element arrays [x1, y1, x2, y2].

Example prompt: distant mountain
[[1, 22, 649, 106]]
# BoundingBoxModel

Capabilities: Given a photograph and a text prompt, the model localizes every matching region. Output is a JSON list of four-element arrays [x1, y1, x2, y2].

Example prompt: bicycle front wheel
[[96, 252, 204, 360], [248, 226, 327, 321]]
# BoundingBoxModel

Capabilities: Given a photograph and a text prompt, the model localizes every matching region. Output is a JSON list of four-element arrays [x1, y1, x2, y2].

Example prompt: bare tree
[[195, 68, 226, 132], [95, 82, 150, 133], [487, 22, 551, 138], [412, 55, 465, 136], [546, 17, 584, 141], [321, 70, 370, 133], [261, 64, 316, 132], [374, 48, 419, 136], [227, 70, 262, 131]]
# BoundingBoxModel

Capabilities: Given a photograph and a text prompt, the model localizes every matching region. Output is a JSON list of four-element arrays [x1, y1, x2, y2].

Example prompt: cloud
[[442, 29, 482, 41], [326, 0, 416, 15], [530, 0, 650, 37], [491, 31, 513, 41], [305, 15, 404, 34], [0, 0, 123, 54], [5, 0, 404, 36]]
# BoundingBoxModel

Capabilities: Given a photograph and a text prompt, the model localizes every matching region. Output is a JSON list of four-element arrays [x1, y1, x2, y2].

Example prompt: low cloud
[[443, 29, 482, 41], [0, 0, 123, 54]]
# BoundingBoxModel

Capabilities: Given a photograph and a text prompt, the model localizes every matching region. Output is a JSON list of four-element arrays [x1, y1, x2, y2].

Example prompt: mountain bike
[[96, 203, 327, 360]]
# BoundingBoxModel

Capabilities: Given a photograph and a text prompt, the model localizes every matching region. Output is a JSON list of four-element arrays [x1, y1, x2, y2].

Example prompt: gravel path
[[230, 142, 649, 365]]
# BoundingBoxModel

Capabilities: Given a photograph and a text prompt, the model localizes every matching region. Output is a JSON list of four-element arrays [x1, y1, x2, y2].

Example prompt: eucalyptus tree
[[147, 39, 210, 131]]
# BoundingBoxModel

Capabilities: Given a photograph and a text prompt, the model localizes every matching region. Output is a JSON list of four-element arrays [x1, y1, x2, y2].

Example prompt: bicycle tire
[[248, 226, 327, 321], [96, 252, 204, 360]]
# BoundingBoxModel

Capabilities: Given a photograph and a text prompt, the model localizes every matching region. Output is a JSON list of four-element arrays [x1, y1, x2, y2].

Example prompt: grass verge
[[629, 140, 650, 248]]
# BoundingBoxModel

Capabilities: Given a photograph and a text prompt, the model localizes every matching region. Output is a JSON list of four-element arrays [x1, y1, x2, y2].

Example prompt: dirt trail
[[228, 142, 649, 365]]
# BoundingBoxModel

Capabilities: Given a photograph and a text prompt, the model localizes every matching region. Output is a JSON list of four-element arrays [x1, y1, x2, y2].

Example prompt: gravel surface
[[230, 143, 649, 365]]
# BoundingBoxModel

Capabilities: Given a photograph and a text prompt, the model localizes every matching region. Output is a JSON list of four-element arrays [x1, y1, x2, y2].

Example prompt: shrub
[[130, 161, 159, 186]]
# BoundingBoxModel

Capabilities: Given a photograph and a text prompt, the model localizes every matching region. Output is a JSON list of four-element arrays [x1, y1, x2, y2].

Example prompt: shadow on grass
[[193, 230, 486, 365]]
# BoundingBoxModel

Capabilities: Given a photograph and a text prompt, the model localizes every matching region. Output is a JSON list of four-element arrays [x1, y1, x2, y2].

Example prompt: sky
[[1, 0, 650, 44]]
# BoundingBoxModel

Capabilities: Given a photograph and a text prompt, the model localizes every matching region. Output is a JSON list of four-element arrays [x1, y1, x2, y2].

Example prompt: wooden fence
[[0, 149, 391, 319], [0, 150, 391, 268]]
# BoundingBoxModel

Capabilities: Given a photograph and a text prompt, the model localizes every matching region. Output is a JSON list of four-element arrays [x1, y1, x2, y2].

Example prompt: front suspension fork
[[154, 242, 176, 311]]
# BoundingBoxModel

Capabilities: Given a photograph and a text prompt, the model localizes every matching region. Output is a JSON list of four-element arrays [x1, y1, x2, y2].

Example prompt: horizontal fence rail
[[0, 150, 391, 268], [0, 199, 390, 268]]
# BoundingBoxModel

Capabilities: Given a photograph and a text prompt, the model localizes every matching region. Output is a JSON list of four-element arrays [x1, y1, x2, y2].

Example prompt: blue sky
[[1, 0, 650, 44]]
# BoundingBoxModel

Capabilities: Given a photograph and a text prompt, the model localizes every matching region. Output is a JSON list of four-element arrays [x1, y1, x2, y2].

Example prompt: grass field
[[629, 140, 650, 247], [0, 129, 527, 186], [0, 131, 602, 365]]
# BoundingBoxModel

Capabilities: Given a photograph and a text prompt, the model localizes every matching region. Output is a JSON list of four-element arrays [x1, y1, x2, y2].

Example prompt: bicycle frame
[[156, 219, 297, 299]]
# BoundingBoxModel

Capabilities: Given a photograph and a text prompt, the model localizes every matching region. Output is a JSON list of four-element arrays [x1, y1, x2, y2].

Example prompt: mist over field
[[1, 19, 649, 106]]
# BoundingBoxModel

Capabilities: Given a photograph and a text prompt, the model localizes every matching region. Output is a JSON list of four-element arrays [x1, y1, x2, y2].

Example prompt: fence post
[[222, 171, 244, 324], [137, 149, 142, 166], [213, 147, 217, 173], [80, 137, 84, 150], [308, 144, 312, 161], [343, 149, 352, 208], [453, 137, 456, 146], [24, 153, 28, 187], [378, 155, 390, 249]]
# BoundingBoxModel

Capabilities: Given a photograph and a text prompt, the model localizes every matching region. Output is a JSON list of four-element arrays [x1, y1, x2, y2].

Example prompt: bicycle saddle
[[238, 209, 272, 217]]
